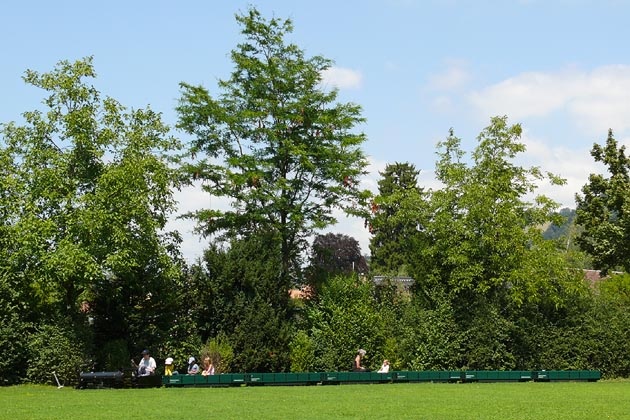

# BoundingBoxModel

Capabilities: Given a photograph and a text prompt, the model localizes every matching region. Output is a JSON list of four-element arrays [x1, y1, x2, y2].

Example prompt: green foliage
[[396, 297, 463, 370], [543, 208, 576, 240], [303, 275, 387, 371], [26, 322, 88, 385], [98, 339, 130, 372], [0, 57, 183, 378], [542, 208, 593, 268], [188, 235, 292, 372], [410, 117, 575, 311], [459, 304, 516, 370], [184, 245, 229, 344], [200, 334, 234, 374], [369, 162, 426, 275], [359, 117, 610, 374], [597, 273, 630, 306], [530, 301, 629, 377], [157, 271, 203, 374], [289, 330, 315, 372], [576, 129, 630, 273], [0, 312, 31, 385], [230, 295, 292, 372], [177, 7, 370, 286]]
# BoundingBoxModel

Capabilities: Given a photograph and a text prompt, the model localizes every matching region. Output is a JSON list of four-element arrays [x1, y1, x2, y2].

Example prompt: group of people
[[136, 347, 388, 377], [134, 350, 215, 377], [184, 356, 215, 376], [353, 349, 389, 373]]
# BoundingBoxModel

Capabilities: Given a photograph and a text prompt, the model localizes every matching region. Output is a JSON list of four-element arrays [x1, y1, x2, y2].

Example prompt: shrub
[[200, 334, 234, 374], [304, 275, 387, 371], [98, 339, 130, 371], [289, 330, 315, 372], [26, 322, 88, 385], [0, 313, 31, 385]]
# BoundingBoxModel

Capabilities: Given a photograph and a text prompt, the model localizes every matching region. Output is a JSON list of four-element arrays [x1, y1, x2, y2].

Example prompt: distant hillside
[[543, 208, 576, 240]]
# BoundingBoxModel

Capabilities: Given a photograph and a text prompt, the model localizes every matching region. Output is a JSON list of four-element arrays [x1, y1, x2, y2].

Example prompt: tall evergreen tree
[[369, 162, 424, 274], [187, 234, 292, 372]]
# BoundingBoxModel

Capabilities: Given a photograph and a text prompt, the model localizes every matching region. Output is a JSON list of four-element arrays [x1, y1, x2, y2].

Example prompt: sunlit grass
[[2, 381, 629, 420]]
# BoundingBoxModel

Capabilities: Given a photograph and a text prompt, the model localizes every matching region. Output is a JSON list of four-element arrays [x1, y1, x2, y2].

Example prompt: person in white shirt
[[377, 359, 390, 373], [137, 350, 157, 376], [187, 357, 199, 375]]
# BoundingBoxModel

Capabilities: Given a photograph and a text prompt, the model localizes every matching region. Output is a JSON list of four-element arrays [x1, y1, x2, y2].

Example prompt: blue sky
[[3, 0, 630, 261]]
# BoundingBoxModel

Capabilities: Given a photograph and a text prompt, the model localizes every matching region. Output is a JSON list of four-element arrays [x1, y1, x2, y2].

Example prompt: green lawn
[[2, 381, 628, 420]]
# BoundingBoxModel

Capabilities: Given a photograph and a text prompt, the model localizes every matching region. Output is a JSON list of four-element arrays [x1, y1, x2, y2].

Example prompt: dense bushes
[[286, 274, 630, 378], [300, 275, 387, 372], [3, 271, 630, 383], [3, 267, 630, 384], [0, 313, 31, 385], [25, 322, 89, 386]]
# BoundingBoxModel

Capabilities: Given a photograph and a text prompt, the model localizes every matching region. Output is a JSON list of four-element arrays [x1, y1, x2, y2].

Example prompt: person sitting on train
[[164, 357, 174, 376], [187, 357, 199, 375], [201, 357, 215, 376], [377, 359, 390, 373], [137, 349, 156, 376], [353, 349, 367, 372]]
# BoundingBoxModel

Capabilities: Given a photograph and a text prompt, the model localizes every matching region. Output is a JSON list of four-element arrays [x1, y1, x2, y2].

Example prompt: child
[[378, 359, 390, 373], [201, 357, 215, 376], [164, 357, 174, 376]]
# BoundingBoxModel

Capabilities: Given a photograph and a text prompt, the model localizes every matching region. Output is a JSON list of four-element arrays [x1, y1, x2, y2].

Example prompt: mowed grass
[[2, 381, 629, 420]]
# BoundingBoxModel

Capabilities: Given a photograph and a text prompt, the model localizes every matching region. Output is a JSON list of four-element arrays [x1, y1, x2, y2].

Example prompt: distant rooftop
[[582, 269, 623, 286], [372, 276, 415, 289]]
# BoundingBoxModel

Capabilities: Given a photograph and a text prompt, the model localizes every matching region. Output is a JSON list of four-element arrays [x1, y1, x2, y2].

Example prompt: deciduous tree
[[576, 129, 630, 273], [307, 232, 368, 293], [411, 117, 581, 311], [0, 57, 183, 373], [177, 8, 370, 291]]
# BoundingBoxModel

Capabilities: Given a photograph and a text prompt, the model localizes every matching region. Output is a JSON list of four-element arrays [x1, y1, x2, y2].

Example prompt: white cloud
[[165, 183, 231, 263], [320, 66, 363, 90], [432, 95, 454, 113], [469, 65, 630, 134], [429, 61, 471, 91], [518, 131, 606, 208], [169, 157, 385, 262]]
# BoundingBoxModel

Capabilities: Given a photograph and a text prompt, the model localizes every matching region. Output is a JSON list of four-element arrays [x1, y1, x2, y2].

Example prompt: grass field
[[2, 381, 629, 420]]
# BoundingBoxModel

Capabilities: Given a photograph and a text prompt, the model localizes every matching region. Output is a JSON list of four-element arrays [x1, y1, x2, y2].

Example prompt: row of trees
[[2, 7, 630, 384]]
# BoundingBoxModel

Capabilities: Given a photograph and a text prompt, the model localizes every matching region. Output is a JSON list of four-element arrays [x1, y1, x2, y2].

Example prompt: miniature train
[[78, 369, 601, 389], [161, 369, 601, 387]]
